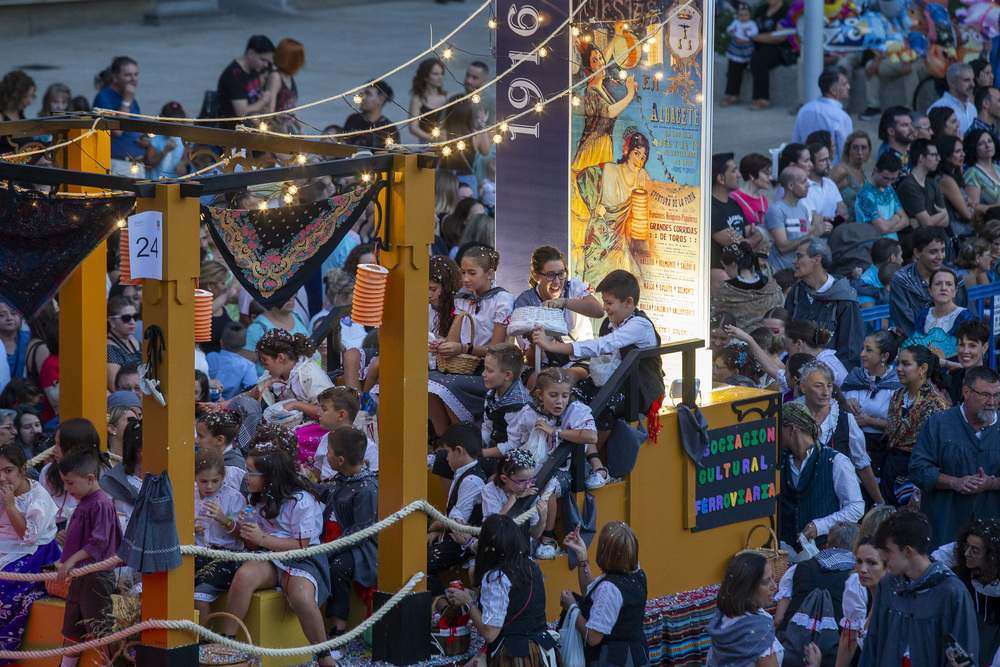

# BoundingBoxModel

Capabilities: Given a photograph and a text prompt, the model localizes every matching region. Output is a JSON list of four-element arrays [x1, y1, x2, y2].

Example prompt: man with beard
[[877, 106, 915, 183], [800, 140, 848, 221], [909, 366, 1000, 549]]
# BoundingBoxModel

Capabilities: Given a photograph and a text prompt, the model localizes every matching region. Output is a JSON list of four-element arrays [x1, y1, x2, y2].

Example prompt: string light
[[471, 93, 481, 104], [618, 70, 627, 79], [385, 137, 394, 147], [643, 43, 650, 52], [583, 35, 591, 42], [572, 96, 580, 107], [258, 202, 267, 211], [538, 47, 548, 58], [488, 18, 497, 29], [572, 26, 579, 35], [535, 101, 544, 112], [283, 193, 293, 204], [259, 122, 268, 132], [443, 47, 453, 59], [362, 173, 371, 182], [493, 134, 502, 144], [500, 122, 509, 132], [354, 94, 363, 104], [117, 219, 126, 228], [287, 185, 298, 195], [442, 146, 452, 156], [431, 127, 440, 138], [129, 162, 139, 175], [456, 140, 465, 151], [296, 154, 307, 164]]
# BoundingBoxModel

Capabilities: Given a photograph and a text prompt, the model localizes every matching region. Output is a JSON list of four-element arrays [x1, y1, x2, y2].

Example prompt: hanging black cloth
[[0, 189, 135, 318], [118, 471, 182, 573], [204, 182, 383, 309]]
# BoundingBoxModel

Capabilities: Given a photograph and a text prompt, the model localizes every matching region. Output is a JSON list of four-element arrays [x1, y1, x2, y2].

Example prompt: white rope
[[0, 491, 551, 579], [90, 0, 493, 126], [0, 118, 101, 161], [0, 572, 424, 660], [28, 445, 122, 468]]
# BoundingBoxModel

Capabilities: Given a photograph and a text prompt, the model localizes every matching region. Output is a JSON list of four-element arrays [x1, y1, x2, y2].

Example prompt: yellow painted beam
[[137, 183, 198, 648], [377, 155, 434, 591], [60, 129, 110, 439]]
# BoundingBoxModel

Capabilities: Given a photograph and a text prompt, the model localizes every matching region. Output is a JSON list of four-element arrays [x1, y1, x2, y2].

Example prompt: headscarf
[[782, 401, 821, 442]]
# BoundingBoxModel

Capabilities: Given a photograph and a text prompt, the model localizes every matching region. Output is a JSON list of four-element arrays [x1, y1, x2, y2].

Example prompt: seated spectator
[[408, 57, 448, 144], [853, 238, 901, 308], [766, 166, 831, 272], [969, 86, 1000, 148], [711, 152, 758, 291], [876, 106, 914, 182], [711, 241, 784, 331], [904, 268, 976, 359], [784, 238, 864, 371], [937, 135, 976, 240], [800, 140, 848, 221], [215, 35, 275, 129], [344, 80, 400, 149], [963, 128, 1000, 207], [207, 322, 258, 401], [731, 152, 772, 227], [927, 62, 977, 134], [911, 111, 932, 141], [792, 66, 853, 164], [943, 318, 991, 405], [930, 106, 962, 144], [778, 402, 864, 552], [830, 130, 873, 222], [114, 363, 141, 398], [145, 102, 190, 179], [896, 139, 949, 232], [889, 226, 969, 337], [956, 236, 994, 287], [712, 344, 764, 385], [854, 152, 908, 240], [91, 58, 150, 176]]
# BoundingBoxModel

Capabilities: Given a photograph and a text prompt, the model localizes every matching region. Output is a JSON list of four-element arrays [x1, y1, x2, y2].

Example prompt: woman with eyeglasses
[[882, 344, 950, 506], [513, 246, 603, 388], [933, 518, 1000, 662], [106, 295, 142, 394], [0, 408, 15, 446]]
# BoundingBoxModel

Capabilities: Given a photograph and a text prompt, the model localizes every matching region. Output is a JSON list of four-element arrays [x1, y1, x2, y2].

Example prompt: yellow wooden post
[[372, 154, 434, 664], [60, 129, 111, 437], [135, 183, 199, 662]]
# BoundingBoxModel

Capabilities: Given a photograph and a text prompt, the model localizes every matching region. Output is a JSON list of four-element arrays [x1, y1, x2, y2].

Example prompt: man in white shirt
[[792, 66, 854, 164], [927, 62, 977, 133], [800, 141, 848, 221]]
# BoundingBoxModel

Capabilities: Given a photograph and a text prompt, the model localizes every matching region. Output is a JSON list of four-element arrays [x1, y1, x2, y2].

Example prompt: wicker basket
[[199, 612, 260, 667], [45, 576, 71, 599], [736, 524, 788, 583], [434, 625, 471, 656], [437, 312, 480, 374]]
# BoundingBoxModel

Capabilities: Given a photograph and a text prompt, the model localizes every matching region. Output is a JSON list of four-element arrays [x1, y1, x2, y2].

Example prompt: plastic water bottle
[[241, 505, 256, 525], [209, 386, 221, 401]]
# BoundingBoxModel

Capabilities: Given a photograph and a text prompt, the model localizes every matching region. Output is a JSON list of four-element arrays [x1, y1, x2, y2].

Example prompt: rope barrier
[[0, 118, 101, 162], [27, 445, 122, 468], [0, 572, 425, 660], [0, 491, 550, 580]]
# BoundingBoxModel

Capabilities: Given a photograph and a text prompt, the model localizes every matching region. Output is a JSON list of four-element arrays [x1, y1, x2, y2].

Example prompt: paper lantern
[[194, 289, 213, 342], [629, 188, 649, 241], [119, 227, 141, 286], [351, 264, 389, 326]]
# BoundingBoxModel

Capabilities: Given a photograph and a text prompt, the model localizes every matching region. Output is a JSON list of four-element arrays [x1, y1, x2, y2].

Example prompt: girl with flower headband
[[252, 327, 333, 468], [428, 246, 515, 435], [712, 344, 764, 384], [219, 424, 337, 667], [479, 450, 548, 541], [195, 409, 247, 493], [504, 367, 601, 559]]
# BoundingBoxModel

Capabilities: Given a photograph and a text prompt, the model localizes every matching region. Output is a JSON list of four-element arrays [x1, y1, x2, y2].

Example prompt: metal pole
[[803, 0, 823, 102]]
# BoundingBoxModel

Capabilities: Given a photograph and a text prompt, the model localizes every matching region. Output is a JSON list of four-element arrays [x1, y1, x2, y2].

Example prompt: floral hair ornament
[[504, 449, 536, 471], [201, 409, 241, 430], [258, 328, 296, 349]]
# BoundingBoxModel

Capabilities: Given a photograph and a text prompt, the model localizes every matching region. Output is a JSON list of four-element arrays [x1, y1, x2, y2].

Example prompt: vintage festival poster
[[570, 0, 706, 352]]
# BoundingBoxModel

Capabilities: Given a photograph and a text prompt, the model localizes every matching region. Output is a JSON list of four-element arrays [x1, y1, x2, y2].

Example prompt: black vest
[[446, 463, 487, 526], [487, 560, 554, 659], [580, 570, 649, 665], [778, 556, 853, 638], [825, 407, 850, 460], [487, 403, 523, 448], [779, 446, 839, 549], [598, 310, 664, 414]]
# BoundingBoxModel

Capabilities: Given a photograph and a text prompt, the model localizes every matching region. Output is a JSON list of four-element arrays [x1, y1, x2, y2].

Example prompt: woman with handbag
[[706, 552, 780, 667], [559, 521, 650, 667], [445, 514, 558, 666]]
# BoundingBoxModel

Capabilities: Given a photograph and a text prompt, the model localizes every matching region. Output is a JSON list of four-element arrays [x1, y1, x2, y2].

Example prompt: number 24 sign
[[127, 211, 163, 280]]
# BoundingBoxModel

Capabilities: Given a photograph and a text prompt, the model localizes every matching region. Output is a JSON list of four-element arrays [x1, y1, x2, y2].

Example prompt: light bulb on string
[[296, 154, 307, 164], [431, 127, 440, 138], [287, 184, 298, 195], [353, 94, 363, 105], [572, 96, 580, 107], [129, 162, 139, 175], [493, 134, 502, 144], [117, 219, 126, 228], [283, 193, 293, 204], [535, 101, 544, 112], [259, 122, 268, 132], [471, 93, 481, 104], [643, 43, 650, 53], [456, 140, 465, 151], [583, 35, 591, 42], [488, 18, 497, 29], [442, 146, 452, 156], [258, 202, 267, 211], [655, 72, 664, 80], [618, 70, 627, 80], [500, 122, 509, 132], [572, 26, 579, 36], [443, 47, 453, 59], [362, 173, 371, 183], [538, 47, 547, 58], [385, 136, 394, 147]]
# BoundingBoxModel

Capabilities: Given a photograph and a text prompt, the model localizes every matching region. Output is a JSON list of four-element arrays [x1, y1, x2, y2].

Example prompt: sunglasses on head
[[112, 314, 137, 324]]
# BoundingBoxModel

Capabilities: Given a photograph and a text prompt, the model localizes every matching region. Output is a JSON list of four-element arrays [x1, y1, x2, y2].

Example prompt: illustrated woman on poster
[[577, 128, 652, 285]]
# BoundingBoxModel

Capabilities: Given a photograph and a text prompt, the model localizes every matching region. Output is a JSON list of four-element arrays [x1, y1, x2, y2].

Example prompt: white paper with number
[[128, 211, 163, 280]]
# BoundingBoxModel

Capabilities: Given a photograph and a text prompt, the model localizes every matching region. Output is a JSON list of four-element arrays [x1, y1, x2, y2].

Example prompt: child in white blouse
[[480, 450, 547, 541], [193, 448, 245, 623]]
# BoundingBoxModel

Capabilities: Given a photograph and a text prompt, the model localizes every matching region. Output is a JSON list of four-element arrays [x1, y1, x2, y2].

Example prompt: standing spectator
[[766, 166, 830, 272], [856, 50, 923, 122], [801, 141, 848, 220], [927, 62, 978, 134], [0, 303, 28, 395], [731, 152, 772, 227], [910, 366, 1000, 549], [876, 106, 915, 180], [264, 38, 305, 134], [830, 130, 872, 222], [720, 2, 758, 107], [944, 319, 991, 406], [854, 153, 910, 240], [747, 0, 793, 111], [930, 106, 962, 144], [0, 71, 35, 154], [859, 510, 978, 667], [889, 226, 969, 337], [784, 238, 865, 371], [440, 97, 489, 192], [215, 35, 275, 129], [896, 139, 948, 233], [842, 330, 903, 477], [937, 135, 976, 240], [969, 86, 1000, 148], [938, 519, 1000, 661], [706, 553, 781, 667], [964, 128, 1000, 208], [792, 66, 853, 164], [93, 58, 149, 176], [408, 58, 448, 143], [711, 153, 759, 290], [343, 80, 400, 149]]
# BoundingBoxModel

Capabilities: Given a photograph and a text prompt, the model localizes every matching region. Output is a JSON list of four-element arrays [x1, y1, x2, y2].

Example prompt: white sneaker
[[535, 542, 558, 559], [585, 469, 608, 490]]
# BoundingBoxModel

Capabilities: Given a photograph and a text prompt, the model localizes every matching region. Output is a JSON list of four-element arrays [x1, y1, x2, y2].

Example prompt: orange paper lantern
[[119, 227, 141, 285], [194, 289, 214, 342], [351, 263, 389, 326]]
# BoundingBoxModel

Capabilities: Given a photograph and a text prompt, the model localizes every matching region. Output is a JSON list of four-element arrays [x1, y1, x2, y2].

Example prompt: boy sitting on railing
[[531, 269, 664, 447]]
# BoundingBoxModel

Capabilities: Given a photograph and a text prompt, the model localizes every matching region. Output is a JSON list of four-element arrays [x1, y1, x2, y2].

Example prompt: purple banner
[[495, 0, 571, 287]]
